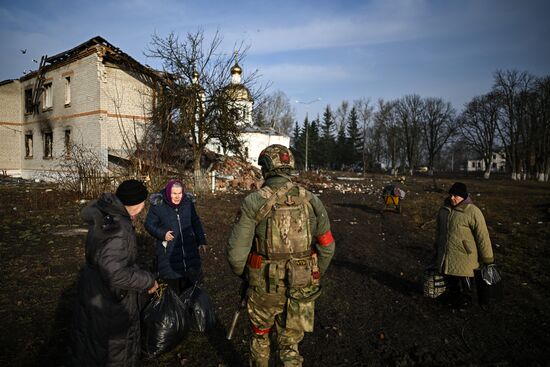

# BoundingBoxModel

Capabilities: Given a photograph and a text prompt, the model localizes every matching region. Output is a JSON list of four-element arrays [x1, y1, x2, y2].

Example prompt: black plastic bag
[[181, 285, 217, 333], [474, 264, 503, 306], [141, 285, 190, 358]]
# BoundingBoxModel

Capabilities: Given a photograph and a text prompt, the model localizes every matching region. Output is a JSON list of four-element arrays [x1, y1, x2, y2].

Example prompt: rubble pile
[[211, 156, 263, 192], [291, 171, 414, 198]]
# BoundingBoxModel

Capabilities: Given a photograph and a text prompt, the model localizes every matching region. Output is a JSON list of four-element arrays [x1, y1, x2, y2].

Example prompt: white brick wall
[[17, 52, 104, 179], [0, 80, 23, 171]]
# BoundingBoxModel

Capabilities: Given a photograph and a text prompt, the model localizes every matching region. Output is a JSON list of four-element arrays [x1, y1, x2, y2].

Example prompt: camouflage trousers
[[247, 285, 321, 367]]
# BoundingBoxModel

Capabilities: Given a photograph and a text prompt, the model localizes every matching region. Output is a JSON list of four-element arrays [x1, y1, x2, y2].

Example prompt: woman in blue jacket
[[145, 179, 207, 294]]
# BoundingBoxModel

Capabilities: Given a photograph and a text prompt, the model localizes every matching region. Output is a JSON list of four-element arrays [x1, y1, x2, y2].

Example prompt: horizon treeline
[[288, 69, 549, 181]]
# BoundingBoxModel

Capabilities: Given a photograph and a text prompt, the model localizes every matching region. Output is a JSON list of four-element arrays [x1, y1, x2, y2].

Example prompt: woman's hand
[[165, 231, 174, 241]]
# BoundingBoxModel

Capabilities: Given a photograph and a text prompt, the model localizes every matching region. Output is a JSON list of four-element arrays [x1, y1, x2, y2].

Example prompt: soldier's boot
[[250, 332, 271, 367], [278, 343, 303, 367], [277, 328, 304, 367]]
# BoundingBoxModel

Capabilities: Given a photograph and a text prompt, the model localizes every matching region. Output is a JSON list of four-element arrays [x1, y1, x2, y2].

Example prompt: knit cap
[[448, 182, 468, 199], [116, 179, 148, 206]]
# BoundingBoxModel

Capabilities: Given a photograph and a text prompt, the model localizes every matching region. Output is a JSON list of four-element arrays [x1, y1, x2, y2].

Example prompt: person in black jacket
[[145, 179, 207, 294], [72, 179, 159, 366]]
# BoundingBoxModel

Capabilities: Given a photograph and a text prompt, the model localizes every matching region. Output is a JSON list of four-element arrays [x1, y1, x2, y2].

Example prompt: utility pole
[[295, 98, 321, 172], [305, 114, 309, 171]]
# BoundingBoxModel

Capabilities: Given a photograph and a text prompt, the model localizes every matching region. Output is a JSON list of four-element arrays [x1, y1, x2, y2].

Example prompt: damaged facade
[[0, 36, 156, 179], [0, 36, 289, 179]]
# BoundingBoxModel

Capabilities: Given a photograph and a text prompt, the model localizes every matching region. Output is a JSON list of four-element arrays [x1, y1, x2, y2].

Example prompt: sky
[[1, 0, 549, 124]]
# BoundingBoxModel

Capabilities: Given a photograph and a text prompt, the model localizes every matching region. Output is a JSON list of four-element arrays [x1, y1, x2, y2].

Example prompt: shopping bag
[[181, 285, 217, 333], [141, 285, 190, 357], [474, 264, 503, 306]]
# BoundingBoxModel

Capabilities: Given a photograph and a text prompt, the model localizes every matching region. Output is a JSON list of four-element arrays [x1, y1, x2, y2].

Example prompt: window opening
[[25, 89, 33, 114], [44, 131, 53, 158], [43, 83, 53, 109], [25, 132, 33, 157], [64, 77, 71, 105], [64, 129, 71, 158]]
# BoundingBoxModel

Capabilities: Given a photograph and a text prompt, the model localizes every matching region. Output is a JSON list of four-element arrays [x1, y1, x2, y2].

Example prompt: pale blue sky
[[1, 0, 549, 122]]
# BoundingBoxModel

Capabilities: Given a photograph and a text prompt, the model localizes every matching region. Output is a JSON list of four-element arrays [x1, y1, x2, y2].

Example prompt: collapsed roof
[[19, 36, 164, 84]]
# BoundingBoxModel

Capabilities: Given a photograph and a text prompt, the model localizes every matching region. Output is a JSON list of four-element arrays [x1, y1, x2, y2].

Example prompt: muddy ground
[[0, 173, 549, 366]]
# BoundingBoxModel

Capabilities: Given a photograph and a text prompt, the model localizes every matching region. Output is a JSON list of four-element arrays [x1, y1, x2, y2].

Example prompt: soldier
[[226, 144, 335, 367]]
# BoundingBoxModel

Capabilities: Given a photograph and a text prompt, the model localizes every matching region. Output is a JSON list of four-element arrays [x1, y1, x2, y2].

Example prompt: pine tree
[[309, 117, 321, 169], [336, 119, 350, 168], [292, 120, 304, 168], [346, 106, 363, 164], [320, 105, 336, 168]]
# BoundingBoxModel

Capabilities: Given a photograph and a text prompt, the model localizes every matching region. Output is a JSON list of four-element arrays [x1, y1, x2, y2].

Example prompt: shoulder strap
[[254, 181, 294, 223]]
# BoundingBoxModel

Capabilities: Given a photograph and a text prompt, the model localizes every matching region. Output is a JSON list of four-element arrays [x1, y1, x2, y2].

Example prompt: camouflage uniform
[[226, 145, 335, 367]]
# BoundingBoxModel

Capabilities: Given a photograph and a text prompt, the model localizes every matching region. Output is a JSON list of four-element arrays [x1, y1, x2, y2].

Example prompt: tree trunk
[[483, 158, 491, 179], [193, 149, 205, 193]]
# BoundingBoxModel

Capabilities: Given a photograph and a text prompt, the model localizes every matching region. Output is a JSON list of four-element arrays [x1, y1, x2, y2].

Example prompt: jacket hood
[[81, 193, 129, 229]]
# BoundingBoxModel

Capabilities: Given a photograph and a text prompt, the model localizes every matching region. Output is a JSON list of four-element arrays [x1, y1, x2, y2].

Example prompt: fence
[[73, 170, 214, 199]]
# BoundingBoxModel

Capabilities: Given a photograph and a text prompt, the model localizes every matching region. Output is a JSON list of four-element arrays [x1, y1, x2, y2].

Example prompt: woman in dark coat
[[72, 179, 158, 366], [145, 179, 207, 294]]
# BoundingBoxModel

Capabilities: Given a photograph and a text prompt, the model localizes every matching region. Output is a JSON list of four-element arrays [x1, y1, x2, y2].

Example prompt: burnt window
[[44, 131, 53, 158], [64, 129, 71, 158], [25, 132, 33, 158], [25, 89, 33, 114]]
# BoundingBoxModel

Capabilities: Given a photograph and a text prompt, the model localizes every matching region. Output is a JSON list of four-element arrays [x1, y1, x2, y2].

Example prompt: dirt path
[[1, 175, 549, 366]]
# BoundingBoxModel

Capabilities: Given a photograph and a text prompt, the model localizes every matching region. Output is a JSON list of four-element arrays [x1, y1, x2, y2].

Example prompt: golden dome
[[223, 84, 252, 101], [231, 62, 242, 75]]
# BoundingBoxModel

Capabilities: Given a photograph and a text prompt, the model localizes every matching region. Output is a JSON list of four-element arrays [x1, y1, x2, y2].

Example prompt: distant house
[[0, 36, 289, 179], [466, 151, 507, 173]]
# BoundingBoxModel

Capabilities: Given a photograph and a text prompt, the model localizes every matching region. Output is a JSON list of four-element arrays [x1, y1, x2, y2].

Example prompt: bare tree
[[354, 98, 374, 174], [532, 76, 550, 181], [146, 30, 265, 188], [420, 97, 456, 176], [335, 100, 350, 133], [55, 142, 108, 198], [459, 92, 501, 179], [372, 99, 400, 174], [493, 69, 535, 180], [395, 94, 424, 175], [253, 90, 295, 135]]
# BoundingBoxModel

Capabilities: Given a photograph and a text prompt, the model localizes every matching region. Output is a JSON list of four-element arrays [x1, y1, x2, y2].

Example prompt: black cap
[[116, 179, 148, 206], [449, 182, 468, 199]]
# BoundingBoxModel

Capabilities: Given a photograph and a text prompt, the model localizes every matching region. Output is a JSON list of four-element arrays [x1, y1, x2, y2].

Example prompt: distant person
[[226, 144, 335, 367], [145, 179, 207, 294], [72, 179, 158, 366], [433, 182, 495, 310]]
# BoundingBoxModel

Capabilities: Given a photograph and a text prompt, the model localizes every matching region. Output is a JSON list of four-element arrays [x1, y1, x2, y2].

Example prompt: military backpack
[[251, 182, 320, 289]]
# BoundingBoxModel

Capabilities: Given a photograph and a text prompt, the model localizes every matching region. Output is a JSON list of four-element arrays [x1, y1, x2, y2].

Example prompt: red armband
[[247, 252, 263, 269], [317, 230, 334, 246], [251, 323, 271, 335]]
